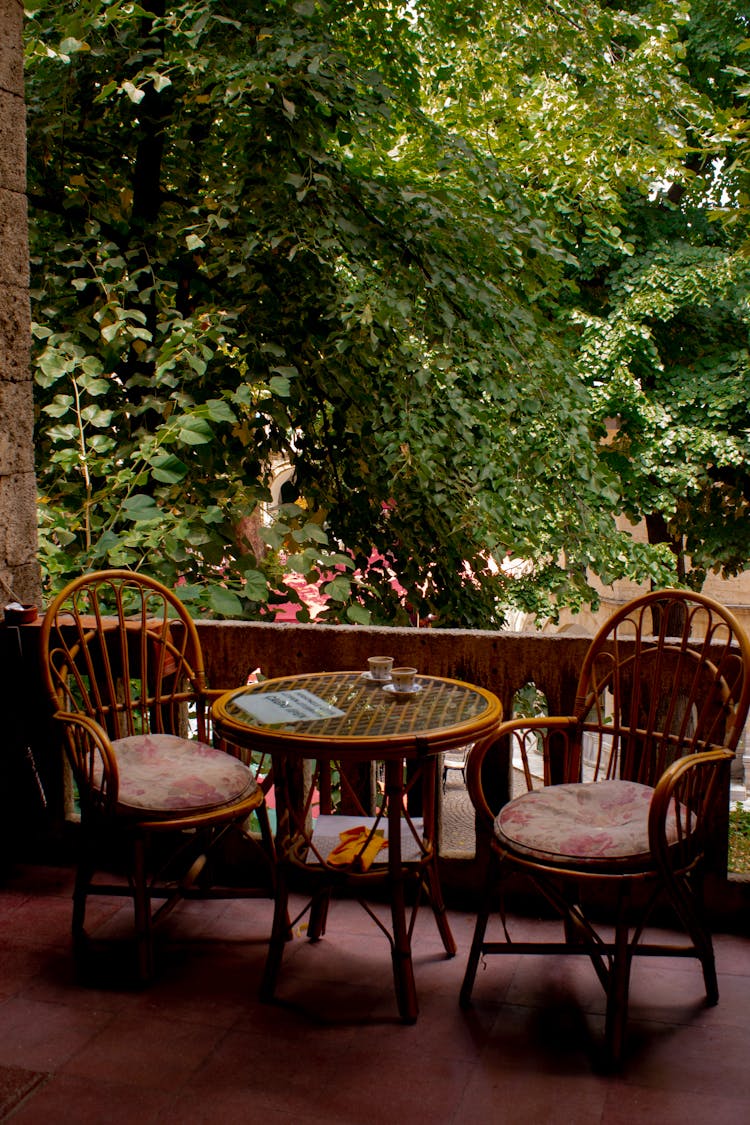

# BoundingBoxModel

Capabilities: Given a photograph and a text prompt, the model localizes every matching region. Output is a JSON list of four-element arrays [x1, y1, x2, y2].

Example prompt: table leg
[[425, 862, 457, 956], [421, 756, 457, 956], [386, 759, 418, 1023], [308, 888, 331, 940]]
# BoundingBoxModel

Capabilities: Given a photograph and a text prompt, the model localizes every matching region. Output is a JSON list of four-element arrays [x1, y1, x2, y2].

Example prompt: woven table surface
[[214, 671, 500, 755]]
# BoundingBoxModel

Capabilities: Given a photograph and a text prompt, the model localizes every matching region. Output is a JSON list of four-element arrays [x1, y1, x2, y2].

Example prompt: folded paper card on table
[[233, 689, 345, 725]]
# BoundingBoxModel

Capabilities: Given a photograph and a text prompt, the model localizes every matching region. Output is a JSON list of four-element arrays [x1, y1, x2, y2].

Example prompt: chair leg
[[460, 852, 499, 1008], [72, 854, 94, 946], [699, 945, 719, 1005], [698, 928, 719, 1006], [665, 870, 719, 1004], [132, 836, 154, 982], [260, 867, 292, 1003], [604, 906, 632, 1066]]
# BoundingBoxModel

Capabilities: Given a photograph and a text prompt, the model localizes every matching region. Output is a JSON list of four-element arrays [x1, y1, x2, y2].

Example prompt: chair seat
[[495, 779, 679, 870], [109, 733, 259, 817]]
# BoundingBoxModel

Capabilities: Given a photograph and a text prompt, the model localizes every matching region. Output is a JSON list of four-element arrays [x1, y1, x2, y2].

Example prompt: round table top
[[212, 670, 502, 758]]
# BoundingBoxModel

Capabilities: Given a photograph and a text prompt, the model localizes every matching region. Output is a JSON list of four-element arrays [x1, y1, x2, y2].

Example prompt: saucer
[[3, 602, 38, 625], [382, 682, 422, 696], [361, 670, 392, 683]]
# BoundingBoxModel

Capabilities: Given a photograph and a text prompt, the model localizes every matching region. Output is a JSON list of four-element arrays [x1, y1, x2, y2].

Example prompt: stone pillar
[[0, 0, 39, 608]]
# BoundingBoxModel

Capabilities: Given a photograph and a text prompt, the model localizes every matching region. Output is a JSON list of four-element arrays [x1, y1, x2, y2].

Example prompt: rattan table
[[212, 670, 502, 1022]]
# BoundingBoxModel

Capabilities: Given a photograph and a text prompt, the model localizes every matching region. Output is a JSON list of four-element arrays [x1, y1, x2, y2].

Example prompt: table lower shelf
[[306, 814, 426, 865]]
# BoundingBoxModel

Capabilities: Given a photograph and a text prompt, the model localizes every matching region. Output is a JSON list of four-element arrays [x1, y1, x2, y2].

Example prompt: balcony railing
[[4, 617, 748, 918]]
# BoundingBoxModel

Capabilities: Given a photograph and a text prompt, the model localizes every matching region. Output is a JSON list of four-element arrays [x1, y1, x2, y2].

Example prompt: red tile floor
[[2, 863, 750, 1123]]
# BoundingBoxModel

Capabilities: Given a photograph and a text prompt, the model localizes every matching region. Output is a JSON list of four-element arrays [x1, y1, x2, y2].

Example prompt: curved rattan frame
[[40, 569, 272, 980], [460, 589, 750, 1066]]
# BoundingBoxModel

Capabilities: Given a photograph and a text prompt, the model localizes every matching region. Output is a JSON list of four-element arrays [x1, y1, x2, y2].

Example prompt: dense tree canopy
[[570, 1, 750, 587], [23, 0, 750, 625]]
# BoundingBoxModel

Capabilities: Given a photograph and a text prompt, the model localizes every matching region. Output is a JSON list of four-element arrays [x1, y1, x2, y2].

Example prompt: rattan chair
[[442, 746, 469, 792], [40, 569, 273, 981], [460, 589, 750, 1065]]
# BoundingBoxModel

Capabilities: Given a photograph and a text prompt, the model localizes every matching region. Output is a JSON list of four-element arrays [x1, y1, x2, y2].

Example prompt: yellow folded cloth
[[327, 826, 388, 872]]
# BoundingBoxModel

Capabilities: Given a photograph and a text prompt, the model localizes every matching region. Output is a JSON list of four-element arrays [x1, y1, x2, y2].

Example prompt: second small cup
[[390, 666, 418, 691]]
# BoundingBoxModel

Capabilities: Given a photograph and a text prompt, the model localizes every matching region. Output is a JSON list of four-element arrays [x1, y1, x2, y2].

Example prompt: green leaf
[[346, 604, 371, 624], [243, 570, 270, 601], [323, 575, 351, 600], [207, 585, 244, 617], [301, 521, 328, 544], [80, 405, 114, 426], [176, 416, 214, 445], [59, 37, 87, 56], [121, 80, 145, 104], [151, 71, 172, 93], [79, 375, 109, 395], [44, 396, 73, 418], [172, 583, 202, 604], [150, 454, 188, 484], [121, 494, 161, 522], [92, 529, 121, 558], [204, 398, 236, 424], [269, 375, 290, 396]]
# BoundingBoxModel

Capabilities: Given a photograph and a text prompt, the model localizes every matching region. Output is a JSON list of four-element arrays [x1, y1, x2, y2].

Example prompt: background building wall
[[0, 0, 38, 607]]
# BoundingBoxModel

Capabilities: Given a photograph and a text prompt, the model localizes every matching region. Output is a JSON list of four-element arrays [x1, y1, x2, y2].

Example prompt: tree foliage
[[425, 0, 750, 588], [572, 1, 750, 584], [24, 0, 748, 625]]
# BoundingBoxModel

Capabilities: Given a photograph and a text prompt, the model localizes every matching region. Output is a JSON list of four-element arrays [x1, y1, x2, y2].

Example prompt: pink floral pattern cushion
[[109, 733, 259, 816], [496, 780, 683, 869]]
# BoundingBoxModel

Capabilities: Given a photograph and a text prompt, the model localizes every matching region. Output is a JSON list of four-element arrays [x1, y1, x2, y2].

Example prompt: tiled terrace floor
[[2, 862, 750, 1123]]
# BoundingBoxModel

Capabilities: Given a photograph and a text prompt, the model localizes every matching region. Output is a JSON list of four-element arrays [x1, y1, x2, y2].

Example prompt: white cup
[[391, 666, 417, 691], [368, 656, 393, 681]]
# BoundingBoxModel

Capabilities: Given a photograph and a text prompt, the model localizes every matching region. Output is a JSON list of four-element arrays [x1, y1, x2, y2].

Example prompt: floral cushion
[[495, 779, 683, 870], [109, 733, 259, 817]]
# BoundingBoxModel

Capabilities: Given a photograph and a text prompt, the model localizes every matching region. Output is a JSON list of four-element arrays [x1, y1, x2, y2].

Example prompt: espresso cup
[[368, 656, 393, 680], [390, 666, 417, 691]]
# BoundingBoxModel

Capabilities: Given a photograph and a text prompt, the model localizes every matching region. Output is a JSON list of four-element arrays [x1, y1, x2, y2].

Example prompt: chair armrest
[[465, 715, 579, 827], [204, 688, 228, 704], [648, 748, 734, 871], [54, 710, 120, 813]]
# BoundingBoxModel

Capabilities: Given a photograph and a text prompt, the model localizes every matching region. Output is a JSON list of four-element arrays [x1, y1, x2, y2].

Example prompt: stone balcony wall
[[194, 616, 750, 800], [193, 619, 593, 721]]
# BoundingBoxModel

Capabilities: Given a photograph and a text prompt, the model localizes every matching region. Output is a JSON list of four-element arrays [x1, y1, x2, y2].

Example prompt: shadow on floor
[[1, 862, 750, 1123]]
